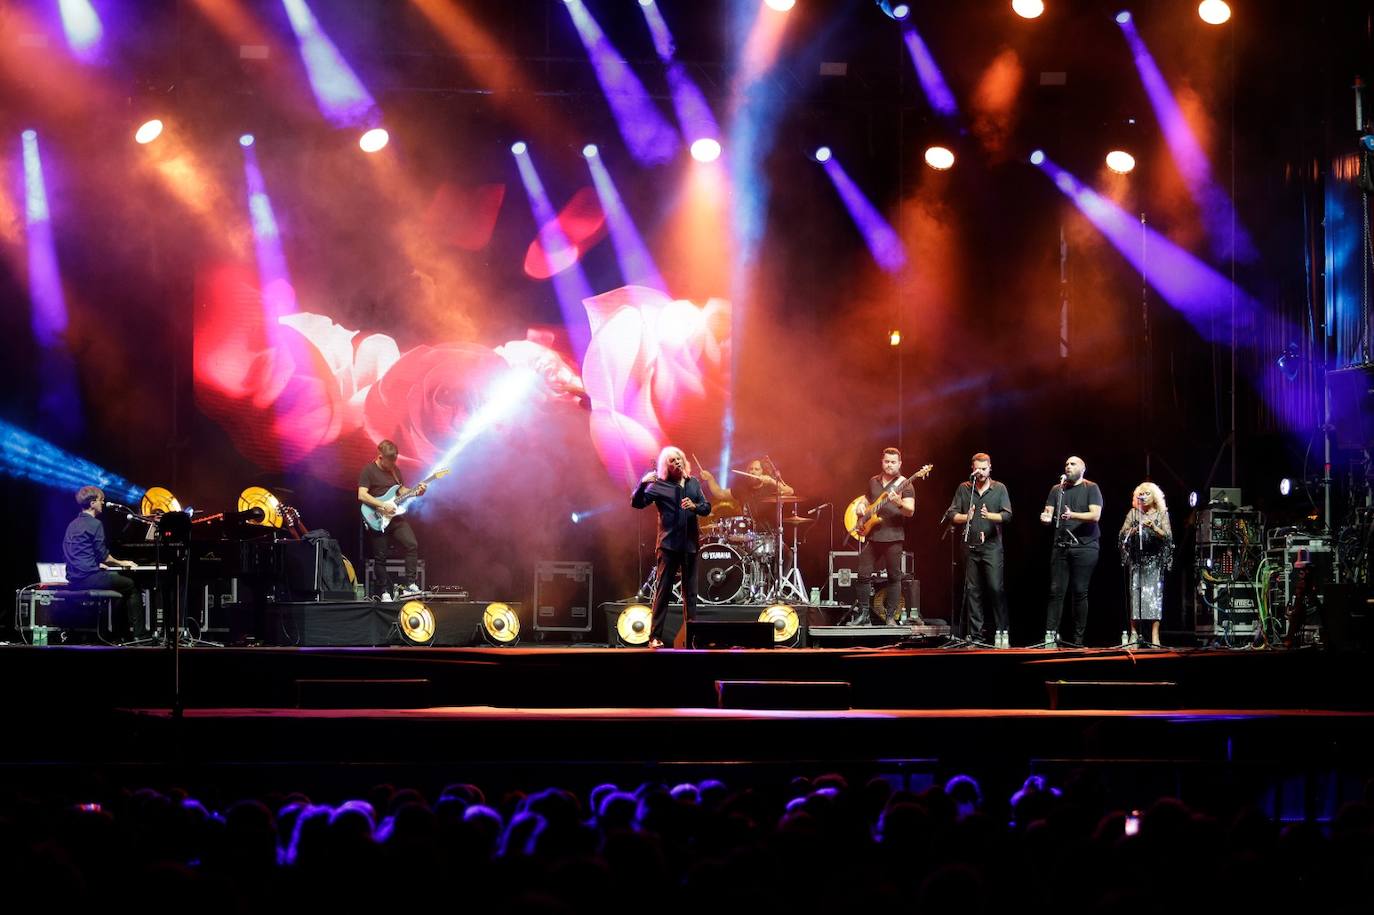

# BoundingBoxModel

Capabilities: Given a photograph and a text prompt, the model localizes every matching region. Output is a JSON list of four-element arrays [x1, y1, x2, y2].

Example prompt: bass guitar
[[361, 469, 450, 532], [842, 464, 934, 544]]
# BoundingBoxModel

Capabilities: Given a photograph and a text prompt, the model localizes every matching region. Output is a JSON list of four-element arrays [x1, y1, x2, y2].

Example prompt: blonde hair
[[656, 446, 691, 479], [1121, 481, 1171, 538]]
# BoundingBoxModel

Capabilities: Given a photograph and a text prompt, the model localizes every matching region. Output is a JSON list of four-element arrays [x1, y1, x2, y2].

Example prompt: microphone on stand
[[806, 502, 831, 516]]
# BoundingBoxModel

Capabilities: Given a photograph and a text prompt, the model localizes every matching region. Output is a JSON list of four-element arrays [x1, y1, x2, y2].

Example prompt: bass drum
[[694, 542, 752, 604]]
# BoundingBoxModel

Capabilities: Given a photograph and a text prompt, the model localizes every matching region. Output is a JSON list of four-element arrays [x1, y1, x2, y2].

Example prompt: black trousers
[[1046, 540, 1100, 644], [651, 547, 697, 640], [365, 519, 419, 596], [959, 543, 1006, 640], [70, 570, 144, 637], [857, 539, 904, 621]]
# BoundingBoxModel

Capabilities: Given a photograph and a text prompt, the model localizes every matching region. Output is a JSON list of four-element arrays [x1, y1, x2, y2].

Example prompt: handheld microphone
[[1059, 474, 1067, 483]]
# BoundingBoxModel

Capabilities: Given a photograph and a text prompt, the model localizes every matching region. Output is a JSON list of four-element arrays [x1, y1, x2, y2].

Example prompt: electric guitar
[[842, 464, 934, 544], [361, 469, 450, 532]]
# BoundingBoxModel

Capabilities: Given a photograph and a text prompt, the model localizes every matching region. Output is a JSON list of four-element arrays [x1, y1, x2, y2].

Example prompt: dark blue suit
[[632, 476, 712, 640]]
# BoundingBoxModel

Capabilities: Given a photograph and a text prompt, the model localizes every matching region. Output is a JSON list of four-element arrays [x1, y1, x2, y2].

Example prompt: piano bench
[[26, 589, 125, 634]]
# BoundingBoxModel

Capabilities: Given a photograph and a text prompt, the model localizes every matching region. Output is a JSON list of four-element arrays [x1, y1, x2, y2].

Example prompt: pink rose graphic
[[579, 285, 731, 482]]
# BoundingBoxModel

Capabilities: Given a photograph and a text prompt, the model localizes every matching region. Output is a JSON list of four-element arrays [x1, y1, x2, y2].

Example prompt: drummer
[[697, 457, 793, 528]]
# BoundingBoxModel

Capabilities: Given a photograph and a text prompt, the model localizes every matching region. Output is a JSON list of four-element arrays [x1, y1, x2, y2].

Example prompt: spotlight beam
[[1032, 153, 1261, 343], [902, 28, 959, 118], [1115, 14, 1254, 262], [512, 147, 595, 360], [821, 154, 908, 273], [280, 0, 379, 128], [586, 151, 669, 291], [563, 0, 678, 165], [0, 418, 143, 502]]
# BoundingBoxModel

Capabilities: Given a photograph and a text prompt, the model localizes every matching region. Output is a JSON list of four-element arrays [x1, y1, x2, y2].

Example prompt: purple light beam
[[822, 154, 908, 273], [563, 0, 678, 166], [1116, 15, 1255, 263]]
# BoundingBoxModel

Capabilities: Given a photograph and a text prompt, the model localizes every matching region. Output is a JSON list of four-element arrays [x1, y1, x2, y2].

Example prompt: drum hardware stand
[[777, 507, 809, 604], [762, 456, 806, 603]]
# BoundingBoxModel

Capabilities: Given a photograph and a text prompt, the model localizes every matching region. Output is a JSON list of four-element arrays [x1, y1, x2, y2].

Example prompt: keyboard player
[[63, 486, 148, 642]]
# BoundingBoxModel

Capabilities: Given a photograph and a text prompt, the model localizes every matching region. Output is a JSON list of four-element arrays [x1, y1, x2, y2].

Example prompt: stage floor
[[4, 641, 1371, 808]]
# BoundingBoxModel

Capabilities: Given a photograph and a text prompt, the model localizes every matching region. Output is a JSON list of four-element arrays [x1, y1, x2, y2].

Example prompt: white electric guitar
[[361, 469, 450, 532]]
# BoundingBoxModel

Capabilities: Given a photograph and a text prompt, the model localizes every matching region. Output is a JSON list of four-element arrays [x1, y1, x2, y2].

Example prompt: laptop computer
[[36, 563, 68, 586]]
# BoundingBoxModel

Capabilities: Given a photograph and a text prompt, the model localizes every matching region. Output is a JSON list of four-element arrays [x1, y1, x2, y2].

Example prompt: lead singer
[[631, 446, 712, 648]]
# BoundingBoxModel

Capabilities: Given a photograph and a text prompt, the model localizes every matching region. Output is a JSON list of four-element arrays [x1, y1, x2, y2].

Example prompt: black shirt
[[867, 475, 916, 543], [632, 476, 712, 553], [1044, 479, 1104, 543], [360, 461, 403, 499], [63, 513, 106, 579], [946, 480, 1013, 545]]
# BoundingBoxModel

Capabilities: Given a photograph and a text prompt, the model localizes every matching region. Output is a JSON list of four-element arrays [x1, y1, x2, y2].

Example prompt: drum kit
[[642, 463, 818, 606]]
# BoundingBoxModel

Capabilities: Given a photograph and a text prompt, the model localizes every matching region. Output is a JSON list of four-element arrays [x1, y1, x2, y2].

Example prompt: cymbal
[[782, 516, 816, 527], [758, 495, 802, 505]]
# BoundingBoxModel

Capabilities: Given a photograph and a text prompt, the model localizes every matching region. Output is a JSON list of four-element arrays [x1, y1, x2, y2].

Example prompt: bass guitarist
[[358, 440, 427, 601], [850, 447, 915, 625]]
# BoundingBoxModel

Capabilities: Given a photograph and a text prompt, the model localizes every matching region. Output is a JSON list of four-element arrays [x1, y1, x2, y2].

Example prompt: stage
[[3, 639, 1372, 807]]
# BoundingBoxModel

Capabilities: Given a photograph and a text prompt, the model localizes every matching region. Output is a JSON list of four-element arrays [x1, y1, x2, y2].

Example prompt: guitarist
[[358, 440, 427, 601], [850, 447, 916, 625], [631, 446, 712, 648]]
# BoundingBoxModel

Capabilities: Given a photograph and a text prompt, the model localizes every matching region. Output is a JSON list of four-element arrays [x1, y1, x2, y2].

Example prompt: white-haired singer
[[631, 446, 712, 648]]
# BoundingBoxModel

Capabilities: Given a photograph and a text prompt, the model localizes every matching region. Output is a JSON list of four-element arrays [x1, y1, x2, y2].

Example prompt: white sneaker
[[380, 591, 393, 603], [402, 583, 422, 596]]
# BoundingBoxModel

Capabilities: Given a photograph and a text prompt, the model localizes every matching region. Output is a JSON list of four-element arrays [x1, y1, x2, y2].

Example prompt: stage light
[[1198, 0, 1231, 25], [582, 143, 598, 159], [239, 134, 255, 148], [1188, 491, 1199, 508], [814, 146, 832, 162], [1279, 478, 1293, 497], [616, 603, 653, 646], [482, 602, 520, 645], [359, 128, 389, 153], [238, 487, 287, 528], [690, 137, 722, 162], [140, 487, 182, 515], [924, 145, 955, 170], [397, 600, 436, 645], [889, 329, 902, 346], [875, 1, 909, 20], [1276, 343, 1302, 381], [135, 119, 164, 145], [570, 512, 581, 523], [765, 0, 796, 11], [1029, 149, 1046, 165], [1012, 0, 1045, 18], [1115, 11, 1131, 24], [511, 140, 528, 155], [1105, 150, 1136, 174], [759, 604, 800, 644]]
